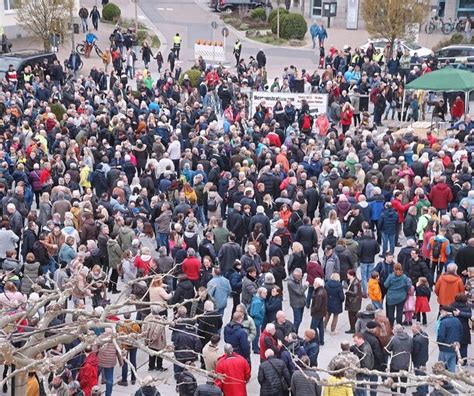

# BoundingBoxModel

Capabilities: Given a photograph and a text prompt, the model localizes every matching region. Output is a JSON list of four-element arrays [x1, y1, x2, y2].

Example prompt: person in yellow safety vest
[[233, 40, 242, 67], [373, 50, 383, 66], [173, 33, 182, 60]]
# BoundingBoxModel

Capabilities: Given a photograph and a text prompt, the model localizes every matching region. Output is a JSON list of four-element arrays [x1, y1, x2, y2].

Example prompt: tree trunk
[[43, 38, 52, 51], [14, 371, 27, 396]]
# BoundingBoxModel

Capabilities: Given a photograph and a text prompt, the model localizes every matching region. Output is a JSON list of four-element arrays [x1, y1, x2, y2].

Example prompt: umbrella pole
[[465, 90, 469, 115], [401, 76, 407, 124]]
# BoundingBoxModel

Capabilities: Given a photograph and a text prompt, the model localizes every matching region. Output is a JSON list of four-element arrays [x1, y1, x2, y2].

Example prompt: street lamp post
[[134, 0, 139, 33]]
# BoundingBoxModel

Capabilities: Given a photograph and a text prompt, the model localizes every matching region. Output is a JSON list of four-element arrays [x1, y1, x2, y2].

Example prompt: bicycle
[[425, 16, 453, 35], [76, 40, 103, 58]]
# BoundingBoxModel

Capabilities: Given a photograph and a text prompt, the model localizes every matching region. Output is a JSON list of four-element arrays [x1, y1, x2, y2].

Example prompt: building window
[[312, 0, 322, 16], [458, 0, 474, 17], [4, 0, 20, 11]]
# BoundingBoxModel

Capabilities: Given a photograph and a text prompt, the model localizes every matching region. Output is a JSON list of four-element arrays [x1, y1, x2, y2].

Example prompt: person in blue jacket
[[378, 202, 399, 257], [223, 311, 250, 361], [249, 287, 267, 354], [437, 305, 463, 373], [310, 22, 320, 49]]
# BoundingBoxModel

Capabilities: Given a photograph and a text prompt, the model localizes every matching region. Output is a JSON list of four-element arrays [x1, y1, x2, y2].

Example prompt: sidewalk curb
[[135, 4, 168, 53]]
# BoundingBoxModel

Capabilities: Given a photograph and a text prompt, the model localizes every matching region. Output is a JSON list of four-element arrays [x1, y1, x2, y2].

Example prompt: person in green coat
[[107, 235, 123, 294], [384, 263, 411, 327]]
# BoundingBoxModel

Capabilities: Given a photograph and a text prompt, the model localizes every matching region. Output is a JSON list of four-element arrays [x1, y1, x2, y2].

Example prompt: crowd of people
[[0, 10, 474, 396]]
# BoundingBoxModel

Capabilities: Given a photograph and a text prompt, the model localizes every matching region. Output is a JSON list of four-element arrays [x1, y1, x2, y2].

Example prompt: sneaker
[[2, 384, 7, 393], [112, 289, 121, 294], [157, 367, 168, 372], [118, 381, 128, 386]]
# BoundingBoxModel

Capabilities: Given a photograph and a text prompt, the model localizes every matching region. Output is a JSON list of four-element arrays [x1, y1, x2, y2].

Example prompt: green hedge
[[269, 7, 288, 25], [179, 69, 202, 88], [271, 12, 307, 40], [102, 3, 121, 22], [250, 7, 266, 21]]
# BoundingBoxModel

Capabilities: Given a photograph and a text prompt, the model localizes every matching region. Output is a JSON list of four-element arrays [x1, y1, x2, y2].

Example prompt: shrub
[[280, 13, 307, 40], [179, 69, 202, 88], [102, 3, 121, 22], [271, 13, 288, 35], [269, 7, 288, 24], [250, 7, 266, 21], [50, 103, 66, 121], [433, 32, 465, 50]]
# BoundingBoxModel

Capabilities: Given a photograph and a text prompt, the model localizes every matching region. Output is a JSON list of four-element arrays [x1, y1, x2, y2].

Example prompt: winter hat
[[366, 321, 378, 330]]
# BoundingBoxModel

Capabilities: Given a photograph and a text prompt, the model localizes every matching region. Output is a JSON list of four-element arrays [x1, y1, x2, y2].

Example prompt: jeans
[[101, 367, 114, 396], [292, 307, 304, 334], [382, 233, 395, 256], [355, 373, 369, 396], [310, 316, 325, 344], [312, 36, 317, 49], [157, 233, 169, 253], [414, 368, 429, 395], [81, 18, 88, 32], [372, 301, 383, 310], [149, 347, 163, 370], [386, 301, 405, 326], [306, 286, 314, 308], [439, 350, 457, 373], [121, 348, 137, 382], [360, 262, 374, 295], [196, 205, 206, 226], [41, 258, 56, 275], [252, 325, 261, 353]]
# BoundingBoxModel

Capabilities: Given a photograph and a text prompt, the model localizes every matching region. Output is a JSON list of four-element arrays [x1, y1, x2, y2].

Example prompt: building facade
[[304, 0, 465, 29]]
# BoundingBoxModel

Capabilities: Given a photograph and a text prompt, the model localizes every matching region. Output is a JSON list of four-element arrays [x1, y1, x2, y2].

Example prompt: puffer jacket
[[224, 321, 250, 359], [258, 356, 291, 396], [142, 313, 167, 350], [378, 208, 398, 234], [325, 279, 345, 314], [21, 260, 41, 293], [384, 273, 411, 306], [172, 323, 202, 363]]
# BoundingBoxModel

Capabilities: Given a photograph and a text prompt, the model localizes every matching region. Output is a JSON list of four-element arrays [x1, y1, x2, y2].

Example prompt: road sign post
[[211, 21, 218, 62], [221, 27, 229, 62]]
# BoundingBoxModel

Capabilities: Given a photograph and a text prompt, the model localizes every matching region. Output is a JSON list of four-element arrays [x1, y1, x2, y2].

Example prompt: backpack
[[249, 232, 263, 253], [207, 195, 218, 212], [302, 113, 312, 130], [431, 239, 442, 260]]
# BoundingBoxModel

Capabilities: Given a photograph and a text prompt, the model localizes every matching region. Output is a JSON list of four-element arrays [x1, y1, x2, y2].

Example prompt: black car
[[0, 50, 57, 77]]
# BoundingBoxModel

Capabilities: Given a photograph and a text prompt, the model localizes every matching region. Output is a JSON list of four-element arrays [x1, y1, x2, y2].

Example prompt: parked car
[[0, 50, 57, 76], [360, 39, 433, 59], [216, 0, 267, 13], [435, 45, 474, 66]]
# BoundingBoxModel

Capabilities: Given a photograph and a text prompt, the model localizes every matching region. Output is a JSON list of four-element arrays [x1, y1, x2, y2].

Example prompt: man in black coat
[[257, 349, 290, 396], [363, 321, 386, 371], [249, 206, 271, 238], [227, 203, 244, 245], [407, 248, 431, 286], [295, 217, 318, 259], [269, 236, 285, 265], [304, 180, 319, 221], [455, 238, 474, 277]]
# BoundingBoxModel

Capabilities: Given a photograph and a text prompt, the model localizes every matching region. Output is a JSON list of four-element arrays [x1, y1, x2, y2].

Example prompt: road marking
[[156, 7, 174, 11]]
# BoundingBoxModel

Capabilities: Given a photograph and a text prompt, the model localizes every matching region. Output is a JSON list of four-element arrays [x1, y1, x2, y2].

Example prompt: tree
[[361, 0, 430, 57], [16, 0, 74, 50]]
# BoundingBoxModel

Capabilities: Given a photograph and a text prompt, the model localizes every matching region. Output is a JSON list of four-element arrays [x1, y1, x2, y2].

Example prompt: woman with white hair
[[321, 209, 343, 238]]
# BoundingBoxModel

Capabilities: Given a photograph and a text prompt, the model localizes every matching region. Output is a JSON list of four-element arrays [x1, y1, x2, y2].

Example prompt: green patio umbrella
[[406, 67, 474, 92]]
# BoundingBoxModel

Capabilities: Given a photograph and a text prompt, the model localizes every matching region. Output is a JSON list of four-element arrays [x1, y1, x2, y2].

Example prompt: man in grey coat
[[385, 324, 413, 394], [322, 245, 340, 281], [241, 266, 258, 307], [290, 355, 321, 396], [287, 268, 308, 334]]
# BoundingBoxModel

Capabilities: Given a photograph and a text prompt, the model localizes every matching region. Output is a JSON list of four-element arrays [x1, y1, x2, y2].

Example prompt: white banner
[[250, 91, 328, 117]]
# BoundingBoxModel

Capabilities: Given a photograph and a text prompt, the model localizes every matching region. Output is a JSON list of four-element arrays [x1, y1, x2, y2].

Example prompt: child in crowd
[[368, 271, 383, 310], [415, 277, 431, 325], [403, 284, 415, 326]]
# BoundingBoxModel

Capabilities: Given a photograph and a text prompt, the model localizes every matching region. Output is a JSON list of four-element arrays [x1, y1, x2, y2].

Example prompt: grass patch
[[221, 11, 270, 31], [251, 34, 287, 45], [150, 34, 161, 48]]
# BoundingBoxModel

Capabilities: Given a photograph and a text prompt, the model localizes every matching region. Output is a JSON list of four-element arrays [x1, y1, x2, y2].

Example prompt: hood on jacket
[[179, 279, 194, 290], [440, 274, 462, 284], [107, 239, 118, 247], [184, 231, 197, 238], [225, 321, 243, 336], [84, 352, 98, 366]]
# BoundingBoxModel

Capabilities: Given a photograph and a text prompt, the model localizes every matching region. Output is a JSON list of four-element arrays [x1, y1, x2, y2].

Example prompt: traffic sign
[[211, 21, 218, 29], [221, 27, 229, 37]]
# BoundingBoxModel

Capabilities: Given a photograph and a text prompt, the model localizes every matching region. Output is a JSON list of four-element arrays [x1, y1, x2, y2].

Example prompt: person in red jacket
[[77, 347, 98, 396], [215, 343, 251, 396], [428, 175, 453, 214], [134, 247, 153, 276], [266, 130, 281, 147], [340, 102, 354, 133], [451, 96, 465, 122], [259, 323, 281, 361], [390, 191, 413, 246], [181, 248, 201, 288]]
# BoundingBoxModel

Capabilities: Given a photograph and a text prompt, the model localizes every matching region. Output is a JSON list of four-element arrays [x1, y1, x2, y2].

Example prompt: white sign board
[[194, 44, 225, 62], [250, 91, 328, 116], [346, 0, 360, 30]]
